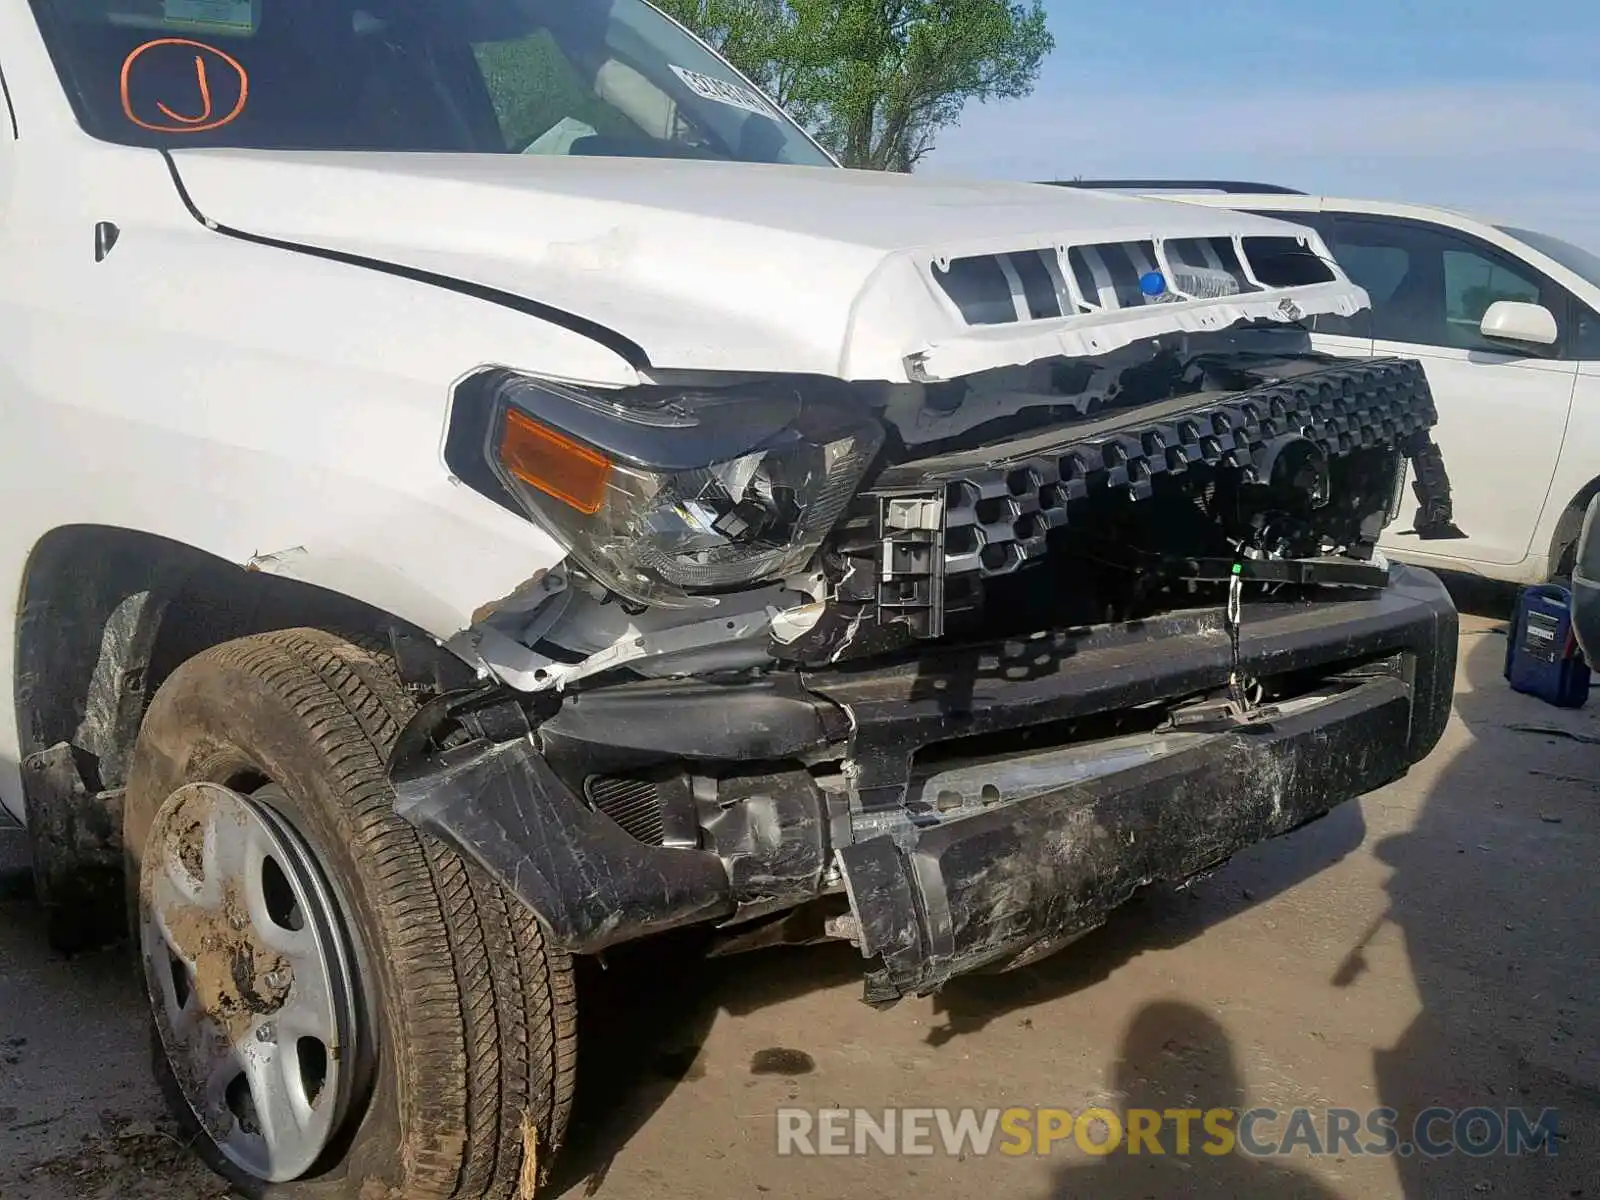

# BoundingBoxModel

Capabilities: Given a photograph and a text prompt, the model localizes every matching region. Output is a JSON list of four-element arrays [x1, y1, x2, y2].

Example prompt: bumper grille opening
[[585, 774, 667, 846], [929, 235, 1318, 327]]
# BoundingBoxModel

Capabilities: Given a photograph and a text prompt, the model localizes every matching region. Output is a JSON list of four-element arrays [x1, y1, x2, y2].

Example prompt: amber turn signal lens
[[498, 408, 611, 515]]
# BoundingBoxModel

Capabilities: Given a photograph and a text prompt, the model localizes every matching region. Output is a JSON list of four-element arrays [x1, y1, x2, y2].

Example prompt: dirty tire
[[122, 629, 576, 1198]]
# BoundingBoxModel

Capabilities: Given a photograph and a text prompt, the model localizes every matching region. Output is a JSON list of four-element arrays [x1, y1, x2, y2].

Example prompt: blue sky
[[923, 0, 1600, 250]]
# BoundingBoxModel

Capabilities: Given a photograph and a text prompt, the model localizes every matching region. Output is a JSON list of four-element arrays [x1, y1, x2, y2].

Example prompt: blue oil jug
[[1505, 583, 1591, 709]]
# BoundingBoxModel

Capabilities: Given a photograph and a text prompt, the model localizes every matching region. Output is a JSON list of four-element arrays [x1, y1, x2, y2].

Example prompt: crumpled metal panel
[[906, 280, 1366, 382]]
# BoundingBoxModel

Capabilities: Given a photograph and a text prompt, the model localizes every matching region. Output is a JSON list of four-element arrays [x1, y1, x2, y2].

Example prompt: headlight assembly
[[456, 372, 883, 608]]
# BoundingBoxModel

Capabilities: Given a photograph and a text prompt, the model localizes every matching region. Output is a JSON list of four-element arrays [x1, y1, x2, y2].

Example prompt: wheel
[[1550, 547, 1573, 589], [122, 629, 576, 1198]]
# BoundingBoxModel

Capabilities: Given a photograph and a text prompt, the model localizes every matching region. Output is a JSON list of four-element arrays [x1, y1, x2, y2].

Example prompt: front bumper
[[392, 566, 1456, 1000], [837, 674, 1409, 1001]]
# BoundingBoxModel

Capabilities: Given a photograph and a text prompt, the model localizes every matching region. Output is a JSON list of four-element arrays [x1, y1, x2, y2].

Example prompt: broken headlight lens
[[483, 374, 883, 607]]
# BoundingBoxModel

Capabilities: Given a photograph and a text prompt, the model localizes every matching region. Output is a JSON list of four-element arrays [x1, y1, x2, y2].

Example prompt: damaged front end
[[399, 288, 1462, 1003]]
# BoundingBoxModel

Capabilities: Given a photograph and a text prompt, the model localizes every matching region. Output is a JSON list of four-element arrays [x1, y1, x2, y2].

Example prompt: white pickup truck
[[0, 0, 1459, 1195]]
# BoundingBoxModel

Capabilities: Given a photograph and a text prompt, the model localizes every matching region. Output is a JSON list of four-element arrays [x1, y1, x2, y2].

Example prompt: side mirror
[[1479, 300, 1558, 347]]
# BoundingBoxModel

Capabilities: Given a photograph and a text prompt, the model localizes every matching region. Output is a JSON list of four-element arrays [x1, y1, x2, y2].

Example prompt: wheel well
[[14, 525, 471, 947], [1547, 477, 1600, 578]]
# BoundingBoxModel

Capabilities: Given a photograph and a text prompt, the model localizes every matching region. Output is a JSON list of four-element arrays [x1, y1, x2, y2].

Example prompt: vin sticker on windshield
[[162, 0, 256, 33], [104, 0, 258, 36], [669, 65, 775, 118]]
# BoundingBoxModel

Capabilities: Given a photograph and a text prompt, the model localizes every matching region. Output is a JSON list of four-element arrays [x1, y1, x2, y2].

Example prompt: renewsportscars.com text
[[775, 1106, 1560, 1159]]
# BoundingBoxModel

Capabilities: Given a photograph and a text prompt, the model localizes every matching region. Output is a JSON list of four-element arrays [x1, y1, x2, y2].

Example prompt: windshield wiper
[[567, 135, 732, 162]]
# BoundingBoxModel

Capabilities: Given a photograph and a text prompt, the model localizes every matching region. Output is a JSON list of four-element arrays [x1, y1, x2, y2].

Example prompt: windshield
[[29, 0, 833, 164], [1498, 225, 1600, 291]]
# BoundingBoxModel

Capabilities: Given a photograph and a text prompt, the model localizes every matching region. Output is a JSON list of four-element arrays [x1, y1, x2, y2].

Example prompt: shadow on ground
[[1362, 618, 1599, 1197], [1046, 1000, 1342, 1199], [1429, 570, 1519, 621]]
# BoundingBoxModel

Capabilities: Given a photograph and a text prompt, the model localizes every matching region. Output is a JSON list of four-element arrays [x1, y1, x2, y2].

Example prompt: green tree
[[655, 0, 1054, 170]]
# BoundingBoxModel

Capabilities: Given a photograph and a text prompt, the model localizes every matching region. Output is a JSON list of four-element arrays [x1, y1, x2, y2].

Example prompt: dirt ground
[[2, 596, 1597, 1199]]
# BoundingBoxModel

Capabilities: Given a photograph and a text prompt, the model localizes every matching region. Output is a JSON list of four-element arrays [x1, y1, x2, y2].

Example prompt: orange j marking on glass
[[120, 38, 250, 134]]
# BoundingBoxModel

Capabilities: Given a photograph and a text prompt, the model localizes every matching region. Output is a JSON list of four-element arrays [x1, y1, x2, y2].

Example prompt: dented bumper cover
[[836, 675, 1412, 1001], [391, 566, 1456, 1001]]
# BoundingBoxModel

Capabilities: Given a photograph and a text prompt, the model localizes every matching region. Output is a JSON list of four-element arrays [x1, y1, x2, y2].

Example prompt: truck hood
[[168, 151, 1368, 383]]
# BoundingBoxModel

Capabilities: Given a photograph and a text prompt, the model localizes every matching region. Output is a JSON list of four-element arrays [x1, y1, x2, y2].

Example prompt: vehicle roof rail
[[1042, 179, 1307, 196]]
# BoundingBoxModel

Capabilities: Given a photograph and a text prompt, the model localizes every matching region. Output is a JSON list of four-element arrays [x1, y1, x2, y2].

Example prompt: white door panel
[[1539, 352, 1600, 569], [1374, 342, 1574, 565]]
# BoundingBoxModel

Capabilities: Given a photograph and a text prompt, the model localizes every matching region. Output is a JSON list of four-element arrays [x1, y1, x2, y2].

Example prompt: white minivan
[[1070, 182, 1600, 584]]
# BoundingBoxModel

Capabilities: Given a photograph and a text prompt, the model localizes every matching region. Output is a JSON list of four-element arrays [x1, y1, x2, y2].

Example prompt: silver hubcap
[[139, 782, 360, 1183]]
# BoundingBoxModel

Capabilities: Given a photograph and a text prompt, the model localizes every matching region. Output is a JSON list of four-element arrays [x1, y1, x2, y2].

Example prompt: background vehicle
[[3, 5, 1458, 1197], [1052, 181, 1600, 585], [1571, 495, 1600, 662]]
